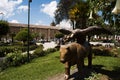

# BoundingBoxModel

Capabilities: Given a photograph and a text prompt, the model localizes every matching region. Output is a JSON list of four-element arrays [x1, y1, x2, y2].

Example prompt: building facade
[[9, 23, 60, 41]]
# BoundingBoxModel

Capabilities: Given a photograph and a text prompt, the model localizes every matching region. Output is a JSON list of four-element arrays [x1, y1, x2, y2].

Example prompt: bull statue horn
[[112, 0, 120, 14], [89, 10, 93, 19]]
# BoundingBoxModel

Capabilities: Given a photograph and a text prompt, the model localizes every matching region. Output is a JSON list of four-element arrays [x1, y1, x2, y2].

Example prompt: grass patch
[[92, 56, 120, 70], [84, 55, 120, 80], [0, 51, 64, 80], [0, 49, 120, 80]]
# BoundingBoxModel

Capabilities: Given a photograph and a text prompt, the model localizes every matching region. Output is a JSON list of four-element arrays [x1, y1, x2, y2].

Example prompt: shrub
[[0, 46, 15, 57], [4, 50, 27, 67], [0, 47, 5, 57], [12, 41, 23, 45], [0, 45, 38, 57], [92, 46, 119, 57], [32, 45, 45, 57], [32, 45, 57, 58], [44, 48, 57, 54], [29, 45, 38, 50], [0, 57, 6, 71]]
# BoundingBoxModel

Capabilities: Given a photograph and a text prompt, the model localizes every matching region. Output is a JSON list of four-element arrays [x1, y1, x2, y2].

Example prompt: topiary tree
[[55, 33, 64, 39], [0, 20, 9, 41], [55, 33, 64, 45], [32, 32, 39, 41], [14, 28, 34, 45]]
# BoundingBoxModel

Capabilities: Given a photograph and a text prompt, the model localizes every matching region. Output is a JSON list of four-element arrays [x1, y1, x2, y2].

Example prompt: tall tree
[[55, 0, 92, 29], [55, 0, 119, 34], [0, 20, 9, 41], [54, 0, 77, 24], [102, 0, 120, 34], [50, 20, 56, 26]]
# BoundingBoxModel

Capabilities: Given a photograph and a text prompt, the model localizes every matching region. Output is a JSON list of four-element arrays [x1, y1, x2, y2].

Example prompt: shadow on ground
[[93, 65, 120, 80], [69, 65, 120, 80]]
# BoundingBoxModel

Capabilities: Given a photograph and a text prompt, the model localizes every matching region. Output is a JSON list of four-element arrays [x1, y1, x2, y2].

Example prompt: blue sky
[[0, 0, 59, 26]]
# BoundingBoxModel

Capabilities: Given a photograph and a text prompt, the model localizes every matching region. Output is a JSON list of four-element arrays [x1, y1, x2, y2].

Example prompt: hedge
[[0, 45, 38, 57]]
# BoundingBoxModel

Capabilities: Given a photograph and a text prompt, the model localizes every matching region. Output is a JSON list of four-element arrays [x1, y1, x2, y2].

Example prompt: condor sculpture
[[59, 26, 112, 44]]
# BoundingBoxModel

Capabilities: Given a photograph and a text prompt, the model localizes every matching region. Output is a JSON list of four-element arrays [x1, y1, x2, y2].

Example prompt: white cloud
[[35, 20, 43, 25], [8, 0, 23, 4], [9, 20, 20, 23], [41, 1, 57, 18], [17, 5, 28, 13], [0, 0, 23, 18], [56, 19, 73, 30]]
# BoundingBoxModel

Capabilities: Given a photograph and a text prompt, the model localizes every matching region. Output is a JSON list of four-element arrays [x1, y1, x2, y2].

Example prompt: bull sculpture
[[59, 26, 112, 80], [60, 42, 92, 80]]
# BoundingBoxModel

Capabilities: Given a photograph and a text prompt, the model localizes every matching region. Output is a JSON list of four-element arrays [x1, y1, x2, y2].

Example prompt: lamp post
[[27, 0, 32, 62]]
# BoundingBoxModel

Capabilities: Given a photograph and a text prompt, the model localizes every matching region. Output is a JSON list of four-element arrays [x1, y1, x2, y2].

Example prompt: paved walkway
[[42, 41, 57, 50], [48, 69, 78, 80], [90, 42, 114, 46], [22, 41, 57, 54]]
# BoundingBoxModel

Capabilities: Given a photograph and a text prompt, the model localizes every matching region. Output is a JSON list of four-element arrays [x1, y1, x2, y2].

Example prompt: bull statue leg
[[75, 57, 85, 79], [77, 57, 84, 73], [87, 45, 92, 68], [64, 62, 71, 80], [88, 52, 92, 68], [84, 42, 92, 68]]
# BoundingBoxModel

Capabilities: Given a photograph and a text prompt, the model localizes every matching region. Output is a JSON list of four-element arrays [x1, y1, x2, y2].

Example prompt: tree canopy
[[54, 0, 119, 34], [55, 0, 77, 24], [14, 28, 34, 45], [0, 20, 9, 40], [55, 33, 64, 39]]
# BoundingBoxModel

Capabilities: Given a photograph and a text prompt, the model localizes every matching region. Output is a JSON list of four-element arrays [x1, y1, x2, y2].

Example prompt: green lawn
[[0, 51, 64, 80], [92, 56, 120, 80], [92, 56, 120, 70], [0, 51, 120, 80]]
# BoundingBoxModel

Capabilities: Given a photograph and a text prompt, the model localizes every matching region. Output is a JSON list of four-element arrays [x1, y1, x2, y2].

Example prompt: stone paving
[[42, 41, 57, 50]]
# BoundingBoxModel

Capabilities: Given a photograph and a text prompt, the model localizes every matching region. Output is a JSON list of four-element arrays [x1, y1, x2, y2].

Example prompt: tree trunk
[[0, 36, 1, 41], [75, 18, 87, 29]]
